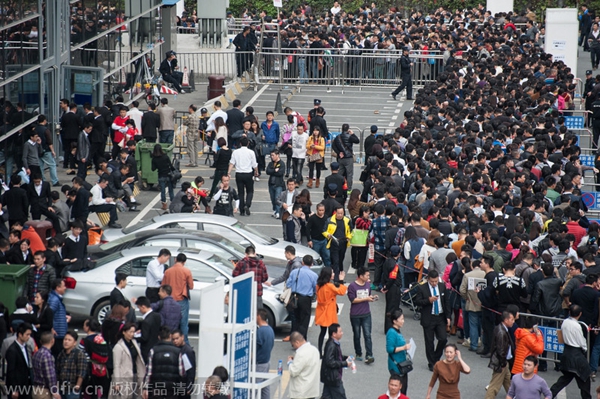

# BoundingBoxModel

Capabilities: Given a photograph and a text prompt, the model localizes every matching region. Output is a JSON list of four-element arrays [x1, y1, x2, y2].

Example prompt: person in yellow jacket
[[323, 206, 352, 282]]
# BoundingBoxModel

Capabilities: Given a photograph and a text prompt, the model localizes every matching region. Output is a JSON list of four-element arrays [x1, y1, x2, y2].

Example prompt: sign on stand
[[544, 9, 579, 78], [198, 274, 279, 399], [537, 326, 564, 353]]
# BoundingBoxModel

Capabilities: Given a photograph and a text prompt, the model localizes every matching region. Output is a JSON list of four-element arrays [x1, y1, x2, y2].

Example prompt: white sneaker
[[180, 89, 186, 94], [254, 176, 260, 182], [275, 213, 280, 219], [461, 338, 470, 347]]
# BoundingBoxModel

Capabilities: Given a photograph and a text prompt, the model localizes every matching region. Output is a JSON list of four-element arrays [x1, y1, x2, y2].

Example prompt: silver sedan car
[[102, 213, 323, 265], [63, 247, 289, 329]]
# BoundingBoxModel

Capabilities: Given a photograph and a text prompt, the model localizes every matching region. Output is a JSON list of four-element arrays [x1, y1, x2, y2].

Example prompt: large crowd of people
[[6, 1, 600, 398]]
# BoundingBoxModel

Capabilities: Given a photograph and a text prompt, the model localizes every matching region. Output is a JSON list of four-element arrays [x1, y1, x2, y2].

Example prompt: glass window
[[160, 222, 199, 230], [201, 224, 245, 244], [186, 240, 235, 260], [142, 238, 182, 248], [129, 256, 155, 277], [185, 259, 222, 283]]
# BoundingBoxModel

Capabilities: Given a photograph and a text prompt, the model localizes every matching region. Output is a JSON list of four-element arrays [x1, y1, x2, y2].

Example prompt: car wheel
[[264, 306, 276, 329], [93, 299, 112, 324]]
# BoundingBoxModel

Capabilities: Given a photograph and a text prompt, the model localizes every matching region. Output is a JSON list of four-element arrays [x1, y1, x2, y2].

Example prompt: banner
[[545, 9, 579, 78]]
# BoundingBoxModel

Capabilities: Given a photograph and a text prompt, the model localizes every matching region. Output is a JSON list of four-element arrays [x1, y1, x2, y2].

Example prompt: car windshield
[[93, 252, 123, 268], [98, 234, 137, 251], [207, 253, 236, 272], [122, 218, 155, 235], [218, 237, 246, 256], [233, 221, 277, 245]]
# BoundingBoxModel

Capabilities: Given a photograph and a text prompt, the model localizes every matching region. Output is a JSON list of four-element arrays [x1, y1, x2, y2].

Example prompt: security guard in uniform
[[591, 93, 600, 148], [391, 47, 413, 101], [585, 70, 596, 117]]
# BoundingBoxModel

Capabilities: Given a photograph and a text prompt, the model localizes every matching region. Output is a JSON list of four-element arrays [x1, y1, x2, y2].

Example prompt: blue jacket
[[151, 295, 182, 331], [48, 290, 67, 338], [386, 327, 407, 374], [261, 121, 280, 144]]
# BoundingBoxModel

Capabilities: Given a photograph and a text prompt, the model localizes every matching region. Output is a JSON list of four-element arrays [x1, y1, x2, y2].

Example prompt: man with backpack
[[232, 246, 269, 309]]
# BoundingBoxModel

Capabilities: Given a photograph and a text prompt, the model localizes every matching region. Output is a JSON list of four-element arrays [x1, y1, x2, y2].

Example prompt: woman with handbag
[[315, 266, 347, 356], [350, 205, 371, 270], [386, 309, 411, 395], [306, 126, 325, 188], [425, 344, 470, 399], [151, 143, 175, 211]]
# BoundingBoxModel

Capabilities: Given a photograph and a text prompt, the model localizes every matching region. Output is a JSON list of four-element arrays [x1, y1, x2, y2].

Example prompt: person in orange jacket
[[512, 317, 544, 375], [315, 266, 347, 356]]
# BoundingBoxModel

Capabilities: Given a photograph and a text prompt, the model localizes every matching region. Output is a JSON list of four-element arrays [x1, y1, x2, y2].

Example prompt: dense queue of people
[[216, 3, 600, 399]]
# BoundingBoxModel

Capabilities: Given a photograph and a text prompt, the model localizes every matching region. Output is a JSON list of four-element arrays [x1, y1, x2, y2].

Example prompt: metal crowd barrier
[[518, 313, 590, 363], [177, 49, 442, 88]]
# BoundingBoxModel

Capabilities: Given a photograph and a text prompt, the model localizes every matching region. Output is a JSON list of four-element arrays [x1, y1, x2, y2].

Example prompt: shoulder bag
[[285, 267, 301, 312], [388, 352, 413, 376]]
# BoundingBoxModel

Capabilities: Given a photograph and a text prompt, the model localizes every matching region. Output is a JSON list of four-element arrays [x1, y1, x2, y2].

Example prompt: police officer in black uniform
[[391, 47, 413, 101], [585, 70, 596, 120], [308, 99, 326, 123], [591, 92, 600, 148]]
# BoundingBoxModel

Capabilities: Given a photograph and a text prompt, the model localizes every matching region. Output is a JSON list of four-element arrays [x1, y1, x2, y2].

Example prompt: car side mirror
[[240, 240, 251, 247]]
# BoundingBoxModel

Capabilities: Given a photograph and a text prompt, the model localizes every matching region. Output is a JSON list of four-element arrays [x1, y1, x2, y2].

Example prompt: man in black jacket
[[414, 270, 451, 371], [136, 296, 162, 361], [6, 322, 34, 399], [142, 104, 160, 143], [323, 163, 346, 206], [266, 149, 285, 219], [485, 311, 515, 399], [60, 102, 82, 171], [476, 254, 499, 357], [172, 328, 196, 399], [159, 51, 184, 93], [332, 124, 359, 190], [320, 323, 350, 399], [26, 174, 61, 234], [391, 47, 413, 101], [1, 175, 29, 228], [143, 326, 185, 399], [226, 99, 245, 145], [69, 177, 89, 228], [90, 107, 107, 167]]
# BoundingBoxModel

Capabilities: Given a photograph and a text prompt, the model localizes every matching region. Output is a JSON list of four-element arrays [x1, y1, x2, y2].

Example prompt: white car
[[63, 246, 289, 329], [102, 213, 323, 265]]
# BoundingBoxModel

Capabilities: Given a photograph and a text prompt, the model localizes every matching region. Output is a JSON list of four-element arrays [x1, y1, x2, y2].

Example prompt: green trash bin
[[137, 140, 175, 187], [0, 264, 30, 313]]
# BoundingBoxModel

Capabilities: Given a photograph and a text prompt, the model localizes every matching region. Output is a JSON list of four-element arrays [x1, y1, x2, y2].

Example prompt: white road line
[[126, 193, 162, 228], [391, 115, 398, 120], [394, 109, 401, 113], [242, 84, 270, 111], [347, 268, 356, 275], [388, 122, 395, 127]]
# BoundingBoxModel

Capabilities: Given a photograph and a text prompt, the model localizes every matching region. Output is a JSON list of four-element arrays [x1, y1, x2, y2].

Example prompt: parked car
[[88, 229, 288, 275], [102, 214, 323, 265], [63, 247, 289, 329]]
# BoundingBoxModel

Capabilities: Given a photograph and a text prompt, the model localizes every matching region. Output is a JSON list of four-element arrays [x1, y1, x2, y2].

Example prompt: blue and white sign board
[[580, 155, 596, 167], [564, 116, 585, 129], [231, 275, 254, 399], [538, 326, 564, 353], [582, 192, 600, 210]]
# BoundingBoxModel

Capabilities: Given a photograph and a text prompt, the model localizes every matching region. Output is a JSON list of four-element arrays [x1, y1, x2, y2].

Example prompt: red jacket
[[566, 221, 586, 248], [378, 394, 409, 399]]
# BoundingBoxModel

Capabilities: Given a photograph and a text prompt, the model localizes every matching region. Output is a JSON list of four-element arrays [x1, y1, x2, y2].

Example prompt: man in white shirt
[[206, 100, 228, 132], [126, 100, 143, 135], [330, 1, 341, 14], [549, 304, 592, 399], [228, 136, 258, 216], [288, 332, 320, 399], [145, 248, 172, 303], [89, 177, 121, 228], [291, 124, 308, 186]]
